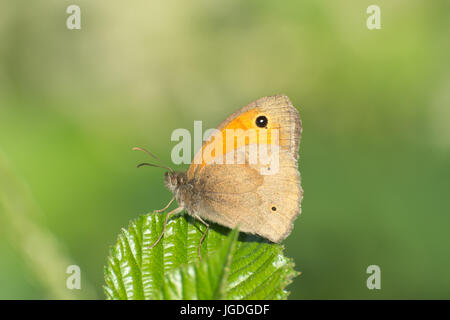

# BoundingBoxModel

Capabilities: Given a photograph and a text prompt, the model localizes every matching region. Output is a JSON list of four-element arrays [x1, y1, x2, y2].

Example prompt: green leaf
[[104, 211, 298, 300]]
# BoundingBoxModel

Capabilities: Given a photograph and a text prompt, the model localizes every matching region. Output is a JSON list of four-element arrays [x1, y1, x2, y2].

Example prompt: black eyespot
[[271, 206, 277, 212], [256, 115, 268, 128]]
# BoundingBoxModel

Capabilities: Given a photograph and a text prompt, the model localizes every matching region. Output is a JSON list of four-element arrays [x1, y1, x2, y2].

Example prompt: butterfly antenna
[[132, 146, 162, 162], [136, 162, 174, 173], [133, 147, 174, 173]]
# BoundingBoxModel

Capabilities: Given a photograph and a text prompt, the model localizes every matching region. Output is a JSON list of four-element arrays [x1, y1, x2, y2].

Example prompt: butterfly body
[[161, 95, 303, 244], [164, 171, 196, 213]]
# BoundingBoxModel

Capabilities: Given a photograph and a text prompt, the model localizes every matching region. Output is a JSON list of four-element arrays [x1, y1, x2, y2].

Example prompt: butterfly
[[134, 95, 303, 259]]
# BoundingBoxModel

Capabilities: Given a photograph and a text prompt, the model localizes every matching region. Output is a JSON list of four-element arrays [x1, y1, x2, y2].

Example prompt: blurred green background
[[1, 0, 449, 299]]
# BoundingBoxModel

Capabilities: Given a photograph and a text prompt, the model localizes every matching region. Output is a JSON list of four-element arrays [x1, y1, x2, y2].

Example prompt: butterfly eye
[[271, 206, 277, 212], [255, 115, 268, 128]]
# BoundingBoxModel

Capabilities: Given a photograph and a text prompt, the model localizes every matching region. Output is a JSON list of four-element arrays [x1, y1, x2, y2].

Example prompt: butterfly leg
[[150, 206, 184, 249], [195, 216, 210, 261], [154, 197, 174, 213]]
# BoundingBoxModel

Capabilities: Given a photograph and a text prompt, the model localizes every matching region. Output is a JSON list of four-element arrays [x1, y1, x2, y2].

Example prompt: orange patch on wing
[[187, 109, 280, 179]]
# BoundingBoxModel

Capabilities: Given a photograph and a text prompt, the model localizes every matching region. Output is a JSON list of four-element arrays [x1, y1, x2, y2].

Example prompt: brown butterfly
[[135, 95, 303, 259]]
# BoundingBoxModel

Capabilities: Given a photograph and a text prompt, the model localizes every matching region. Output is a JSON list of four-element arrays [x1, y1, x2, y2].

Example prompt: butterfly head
[[164, 171, 187, 193]]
